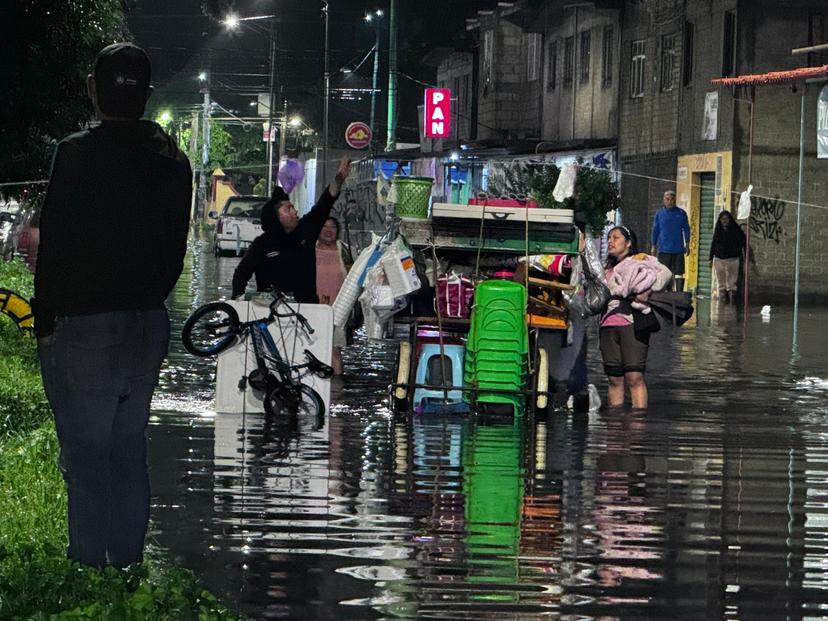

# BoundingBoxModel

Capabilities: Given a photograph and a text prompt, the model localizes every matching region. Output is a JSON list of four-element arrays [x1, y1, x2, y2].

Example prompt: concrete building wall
[[724, 1, 828, 302], [437, 52, 475, 142], [618, 0, 682, 162], [476, 16, 541, 140], [540, 7, 621, 142]]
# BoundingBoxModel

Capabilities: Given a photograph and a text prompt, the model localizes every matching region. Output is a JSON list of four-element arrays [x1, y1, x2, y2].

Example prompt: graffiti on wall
[[331, 182, 387, 253], [750, 196, 786, 244]]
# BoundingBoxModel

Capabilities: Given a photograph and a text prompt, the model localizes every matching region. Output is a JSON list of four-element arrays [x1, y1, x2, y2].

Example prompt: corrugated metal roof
[[711, 65, 828, 86]]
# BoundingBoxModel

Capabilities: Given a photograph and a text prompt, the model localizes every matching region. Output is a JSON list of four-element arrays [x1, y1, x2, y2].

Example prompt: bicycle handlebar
[[265, 289, 314, 336], [296, 313, 314, 335]]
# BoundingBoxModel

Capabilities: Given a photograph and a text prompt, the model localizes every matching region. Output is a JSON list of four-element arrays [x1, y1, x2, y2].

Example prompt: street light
[[222, 11, 278, 194], [289, 116, 303, 128], [365, 8, 384, 149]]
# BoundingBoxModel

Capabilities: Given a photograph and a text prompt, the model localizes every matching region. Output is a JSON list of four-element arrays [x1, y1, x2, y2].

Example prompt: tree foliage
[[0, 0, 126, 193], [489, 160, 621, 237], [177, 122, 266, 173]]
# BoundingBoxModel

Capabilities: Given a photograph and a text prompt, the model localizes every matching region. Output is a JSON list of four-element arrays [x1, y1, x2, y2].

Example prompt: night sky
[[126, 0, 496, 146]]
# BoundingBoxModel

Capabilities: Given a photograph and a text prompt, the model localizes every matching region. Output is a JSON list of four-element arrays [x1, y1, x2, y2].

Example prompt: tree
[[0, 0, 126, 194]]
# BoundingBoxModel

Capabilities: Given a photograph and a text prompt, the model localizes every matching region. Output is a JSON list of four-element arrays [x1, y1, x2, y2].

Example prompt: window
[[547, 40, 558, 90], [579, 30, 591, 83], [722, 10, 737, 77], [601, 26, 614, 87], [661, 33, 678, 91], [630, 39, 646, 98], [527, 33, 541, 82], [483, 29, 494, 82], [682, 22, 694, 86], [564, 36, 574, 87]]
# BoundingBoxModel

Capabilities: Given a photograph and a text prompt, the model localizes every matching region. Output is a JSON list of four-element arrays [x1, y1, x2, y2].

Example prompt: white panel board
[[215, 300, 332, 414]]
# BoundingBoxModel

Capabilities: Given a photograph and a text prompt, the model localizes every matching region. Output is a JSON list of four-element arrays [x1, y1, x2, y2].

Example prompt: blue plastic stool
[[413, 343, 467, 413]]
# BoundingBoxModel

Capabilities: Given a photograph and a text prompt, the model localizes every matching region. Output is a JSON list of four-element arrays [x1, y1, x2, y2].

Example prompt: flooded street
[[147, 238, 828, 619]]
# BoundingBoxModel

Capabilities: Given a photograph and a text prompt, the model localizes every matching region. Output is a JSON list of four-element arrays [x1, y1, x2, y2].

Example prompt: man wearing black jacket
[[231, 157, 351, 301], [34, 43, 192, 568]]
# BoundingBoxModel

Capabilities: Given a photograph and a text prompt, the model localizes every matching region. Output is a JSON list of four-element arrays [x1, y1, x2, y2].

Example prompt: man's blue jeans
[[38, 308, 169, 567]]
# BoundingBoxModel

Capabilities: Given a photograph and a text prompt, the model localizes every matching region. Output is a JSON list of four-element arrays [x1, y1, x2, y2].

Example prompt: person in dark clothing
[[709, 210, 745, 303], [231, 157, 351, 301], [33, 43, 192, 568]]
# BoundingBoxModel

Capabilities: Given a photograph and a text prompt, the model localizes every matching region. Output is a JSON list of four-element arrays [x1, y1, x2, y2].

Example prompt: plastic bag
[[737, 184, 753, 220], [553, 162, 577, 202], [380, 236, 421, 297], [577, 236, 610, 317]]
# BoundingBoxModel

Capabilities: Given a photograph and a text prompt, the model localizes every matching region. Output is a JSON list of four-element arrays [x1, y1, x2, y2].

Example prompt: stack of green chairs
[[464, 280, 529, 415]]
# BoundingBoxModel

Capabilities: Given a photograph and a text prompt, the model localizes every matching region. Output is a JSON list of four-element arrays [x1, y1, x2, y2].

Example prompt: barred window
[[630, 39, 645, 98], [527, 33, 541, 81], [602, 26, 613, 87], [564, 36, 574, 87], [547, 40, 558, 90], [579, 29, 591, 83], [661, 33, 678, 91]]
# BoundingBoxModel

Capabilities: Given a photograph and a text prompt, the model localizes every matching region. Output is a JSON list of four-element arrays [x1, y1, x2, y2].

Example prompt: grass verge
[[0, 259, 244, 620]]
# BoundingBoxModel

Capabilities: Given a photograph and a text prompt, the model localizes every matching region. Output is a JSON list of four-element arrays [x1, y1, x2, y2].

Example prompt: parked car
[[210, 195, 266, 257], [0, 200, 27, 261]]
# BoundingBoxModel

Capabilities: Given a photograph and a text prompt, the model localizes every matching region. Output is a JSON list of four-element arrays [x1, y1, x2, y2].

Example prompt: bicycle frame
[[247, 319, 295, 385]]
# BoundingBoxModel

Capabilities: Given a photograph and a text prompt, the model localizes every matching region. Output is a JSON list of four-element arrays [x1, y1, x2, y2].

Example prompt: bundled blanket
[[605, 253, 673, 316]]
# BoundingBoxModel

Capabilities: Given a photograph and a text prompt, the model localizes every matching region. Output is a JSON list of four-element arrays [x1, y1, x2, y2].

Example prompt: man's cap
[[93, 43, 151, 117], [94, 42, 151, 92], [664, 190, 676, 197]]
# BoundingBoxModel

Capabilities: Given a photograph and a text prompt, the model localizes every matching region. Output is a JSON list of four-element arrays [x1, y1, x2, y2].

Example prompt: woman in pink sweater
[[599, 226, 670, 410]]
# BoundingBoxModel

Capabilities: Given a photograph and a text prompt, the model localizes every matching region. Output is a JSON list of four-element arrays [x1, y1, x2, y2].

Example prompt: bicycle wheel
[[182, 302, 240, 356], [265, 383, 325, 419]]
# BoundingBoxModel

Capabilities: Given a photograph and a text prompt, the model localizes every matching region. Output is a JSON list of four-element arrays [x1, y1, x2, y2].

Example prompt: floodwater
[[147, 238, 828, 620]]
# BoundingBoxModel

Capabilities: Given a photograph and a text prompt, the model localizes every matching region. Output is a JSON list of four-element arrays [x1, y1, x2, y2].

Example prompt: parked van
[[211, 196, 266, 256]]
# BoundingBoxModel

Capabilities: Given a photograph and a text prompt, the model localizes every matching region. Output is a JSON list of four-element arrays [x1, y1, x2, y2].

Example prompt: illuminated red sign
[[424, 88, 451, 138]]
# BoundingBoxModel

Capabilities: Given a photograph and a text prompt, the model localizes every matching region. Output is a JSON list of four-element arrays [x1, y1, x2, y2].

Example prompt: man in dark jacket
[[231, 157, 351, 301], [34, 43, 192, 568]]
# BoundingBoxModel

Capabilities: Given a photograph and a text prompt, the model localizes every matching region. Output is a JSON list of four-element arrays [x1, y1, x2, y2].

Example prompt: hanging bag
[[435, 272, 474, 318], [579, 240, 611, 316]]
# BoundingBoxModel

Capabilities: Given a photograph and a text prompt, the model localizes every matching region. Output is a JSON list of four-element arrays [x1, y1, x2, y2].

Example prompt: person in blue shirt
[[650, 190, 690, 291]]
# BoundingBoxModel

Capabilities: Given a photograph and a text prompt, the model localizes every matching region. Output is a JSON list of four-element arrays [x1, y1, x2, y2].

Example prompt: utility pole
[[266, 20, 277, 196], [385, 0, 398, 151], [370, 18, 380, 149], [199, 70, 211, 220], [278, 95, 288, 161], [322, 0, 330, 180]]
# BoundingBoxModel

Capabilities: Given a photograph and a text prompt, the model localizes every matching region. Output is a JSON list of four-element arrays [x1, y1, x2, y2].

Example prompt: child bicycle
[[182, 291, 333, 418]]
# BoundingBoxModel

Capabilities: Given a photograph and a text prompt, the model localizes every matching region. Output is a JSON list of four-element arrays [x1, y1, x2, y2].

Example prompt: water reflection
[[146, 239, 828, 620]]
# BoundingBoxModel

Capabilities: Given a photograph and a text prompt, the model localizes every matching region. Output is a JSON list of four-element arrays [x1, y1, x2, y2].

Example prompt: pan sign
[[345, 122, 371, 149], [424, 88, 451, 138]]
